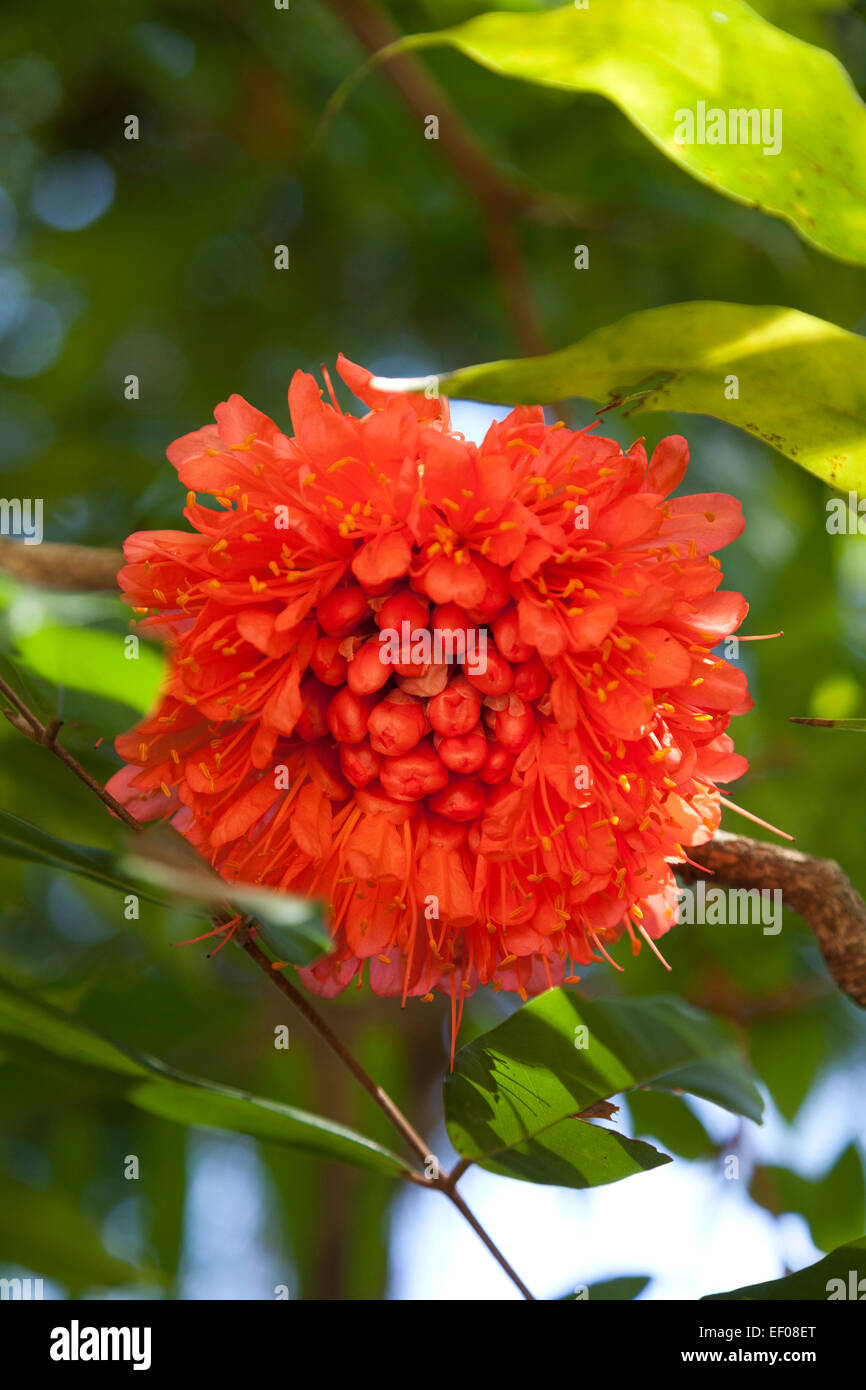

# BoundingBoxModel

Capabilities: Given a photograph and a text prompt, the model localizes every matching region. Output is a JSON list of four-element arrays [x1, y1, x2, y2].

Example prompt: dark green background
[[0, 0, 864, 1298]]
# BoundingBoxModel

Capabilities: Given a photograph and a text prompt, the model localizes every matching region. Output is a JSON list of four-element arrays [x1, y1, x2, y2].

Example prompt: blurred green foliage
[[0, 0, 864, 1299]]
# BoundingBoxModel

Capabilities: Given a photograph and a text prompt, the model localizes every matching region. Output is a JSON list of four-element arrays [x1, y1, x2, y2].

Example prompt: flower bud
[[480, 740, 516, 784], [346, 637, 392, 695], [339, 739, 382, 789], [513, 653, 549, 702], [392, 638, 430, 679], [431, 602, 476, 659], [492, 606, 534, 663], [310, 635, 348, 686], [397, 662, 449, 697], [464, 641, 513, 697], [296, 678, 331, 741], [375, 590, 429, 632], [428, 677, 482, 737], [493, 701, 535, 753], [437, 731, 487, 773], [425, 813, 468, 849], [429, 775, 486, 822], [380, 740, 448, 801], [367, 692, 427, 756], [317, 584, 369, 638], [327, 687, 376, 744]]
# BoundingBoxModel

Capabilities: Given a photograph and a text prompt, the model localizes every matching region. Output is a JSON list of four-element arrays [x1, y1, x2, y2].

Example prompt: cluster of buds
[[109, 356, 753, 1034], [302, 585, 546, 822]]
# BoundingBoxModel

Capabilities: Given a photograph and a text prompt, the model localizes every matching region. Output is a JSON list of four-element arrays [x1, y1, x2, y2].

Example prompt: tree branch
[[679, 831, 866, 1008], [0, 537, 124, 591], [322, 0, 550, 357]]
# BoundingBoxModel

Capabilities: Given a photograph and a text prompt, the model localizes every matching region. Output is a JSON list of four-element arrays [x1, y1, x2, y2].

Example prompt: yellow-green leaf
[[397, 0, 866, 264], [383, 302, 866, 492]]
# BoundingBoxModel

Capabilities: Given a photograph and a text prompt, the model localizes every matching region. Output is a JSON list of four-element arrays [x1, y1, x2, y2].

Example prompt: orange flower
[[108, 357, 753, 1043]]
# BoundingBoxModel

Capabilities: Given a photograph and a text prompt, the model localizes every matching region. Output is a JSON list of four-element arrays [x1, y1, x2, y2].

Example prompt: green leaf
[[397, 0, 866, 264], [0, 1171, 143, 1291], [748, 1006, 829, 1123], [13, 625, 163, 717], [627, 1089, 717, 1161], [445, 991, 762, 1189], [0, 808, 134, 895], [475, 1106, 670, 1188], [749, 1144, 866, 1253], [560, 1275, 651, 1301], [0, 973, 146, 1079], [389, 302, 866, 493], [0, 811, 330, 965], [121, 830, 331, 964], [0, 974, 407, 1178], [703, 1236, 866, 1299]]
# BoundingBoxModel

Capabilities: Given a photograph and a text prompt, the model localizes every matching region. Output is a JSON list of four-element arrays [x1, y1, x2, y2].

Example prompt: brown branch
[[679, 831, 866, 1008], [322, 0, 549, 357], [324, 0, 527, 216], [0, 537, 123, 591]]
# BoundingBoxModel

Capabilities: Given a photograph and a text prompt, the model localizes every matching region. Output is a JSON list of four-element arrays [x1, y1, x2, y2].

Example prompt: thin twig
[[237, 930, 533, 1298], [441, 1155, 472, 1194], [0, 676, 536, 1299], [0, 678, 141, 831], [237, 930, 431, 1165], [446, 1189, 535, 1300]]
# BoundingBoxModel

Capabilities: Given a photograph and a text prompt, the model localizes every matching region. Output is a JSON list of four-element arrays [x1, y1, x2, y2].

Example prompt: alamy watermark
[[379, 621, 488, 676], [674, 101, 782, 156], [0, 1276, 43, 1300], [49, 1321, 151, 1371], [678, 882, 782, 935], [826, 492, 866, 535], [0, 497, 43, 545]]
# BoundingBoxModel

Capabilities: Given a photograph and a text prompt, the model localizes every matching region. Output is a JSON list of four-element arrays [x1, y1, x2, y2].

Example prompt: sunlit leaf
[[445, 991, 762, 1188], [382, 303, 866, 492], [13, 624, 163, 716], [395, 0, 866, 263]]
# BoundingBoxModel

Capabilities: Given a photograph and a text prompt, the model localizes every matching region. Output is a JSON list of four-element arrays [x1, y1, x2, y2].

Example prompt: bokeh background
[[0, 0, 865, 1300]]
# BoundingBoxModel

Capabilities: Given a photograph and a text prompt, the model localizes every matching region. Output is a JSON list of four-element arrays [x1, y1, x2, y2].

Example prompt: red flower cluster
[[108, 357, 751, 1037]]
